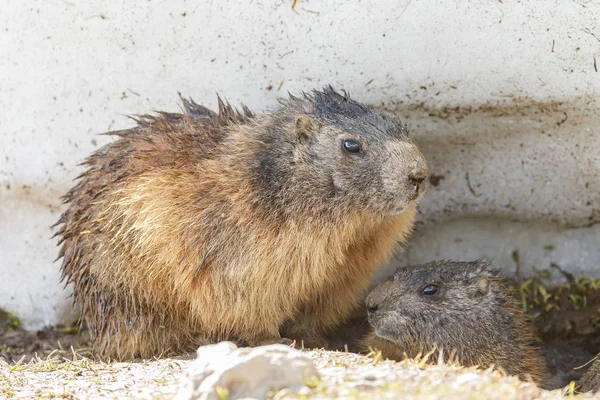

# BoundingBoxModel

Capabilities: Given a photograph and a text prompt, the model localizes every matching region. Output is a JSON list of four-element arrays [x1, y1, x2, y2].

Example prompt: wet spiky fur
[[54, 86, 427, 360], [362, 260, 546, 383]]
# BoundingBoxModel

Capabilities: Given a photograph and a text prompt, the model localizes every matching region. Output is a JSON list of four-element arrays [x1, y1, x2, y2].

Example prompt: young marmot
[[54, 86, 428, 359], [362, 260, 546, 383]]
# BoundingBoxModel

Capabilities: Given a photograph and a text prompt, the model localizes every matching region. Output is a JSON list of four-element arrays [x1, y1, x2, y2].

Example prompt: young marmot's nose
[[366, 296, 379, 315], [366, 281, 393, 316]]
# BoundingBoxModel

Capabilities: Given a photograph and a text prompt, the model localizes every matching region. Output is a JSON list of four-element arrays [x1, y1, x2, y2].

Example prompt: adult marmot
[[55, 87, 428, 359]]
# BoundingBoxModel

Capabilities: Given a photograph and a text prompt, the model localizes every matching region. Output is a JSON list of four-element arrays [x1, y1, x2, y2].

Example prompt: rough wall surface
[[0, 0, 598, 329]]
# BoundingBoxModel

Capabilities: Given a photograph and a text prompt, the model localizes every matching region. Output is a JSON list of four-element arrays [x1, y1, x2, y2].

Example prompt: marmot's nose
[[409, 165, 427, 186], [408, 157, 427, 184], [407, 159, 428, 199], [366, 280, 394, 316], [365, 293, 381, 315], [366, 302, 378, 315]]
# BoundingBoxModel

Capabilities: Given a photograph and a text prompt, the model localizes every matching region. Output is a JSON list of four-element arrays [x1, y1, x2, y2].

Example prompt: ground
[[1, 271, 600, 399], [2, 348, 600, 399]]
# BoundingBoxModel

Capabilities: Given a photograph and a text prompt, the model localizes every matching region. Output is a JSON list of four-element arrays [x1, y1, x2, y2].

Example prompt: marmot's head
[[366, 261, 510, 353], [247, 86, 427, 218]]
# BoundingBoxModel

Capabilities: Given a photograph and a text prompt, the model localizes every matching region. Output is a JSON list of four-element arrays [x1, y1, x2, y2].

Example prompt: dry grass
[[2, 347, 600, 399], [278, 349, 600, 400], [0, 349, 189, 399]]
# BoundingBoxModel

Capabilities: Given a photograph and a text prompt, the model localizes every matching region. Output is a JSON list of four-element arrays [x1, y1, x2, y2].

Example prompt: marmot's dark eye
[[422, 284, 438, 296], [343, 140, 361, 154]]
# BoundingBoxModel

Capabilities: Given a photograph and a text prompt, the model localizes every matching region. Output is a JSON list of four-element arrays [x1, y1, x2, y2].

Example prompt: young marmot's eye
[[422, 284, 438, 296], [343, 140, 361, 154]]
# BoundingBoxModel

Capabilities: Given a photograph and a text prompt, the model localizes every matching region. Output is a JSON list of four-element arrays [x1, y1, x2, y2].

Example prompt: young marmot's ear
[[468, 276, 490, 298], [295, 115, 315, 143]]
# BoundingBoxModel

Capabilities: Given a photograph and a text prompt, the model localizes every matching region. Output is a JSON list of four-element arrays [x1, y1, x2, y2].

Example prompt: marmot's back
[[56, 96, 251, 241]]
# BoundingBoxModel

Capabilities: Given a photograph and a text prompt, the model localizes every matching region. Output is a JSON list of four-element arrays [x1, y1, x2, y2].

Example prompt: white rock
[[175, 342, 319, 400], [452, 372, 486, 387]]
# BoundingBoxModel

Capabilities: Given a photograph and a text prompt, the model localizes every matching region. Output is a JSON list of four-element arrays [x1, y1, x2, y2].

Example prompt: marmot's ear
[[468, 276, 490, 298], [295, 115, 315, 143]]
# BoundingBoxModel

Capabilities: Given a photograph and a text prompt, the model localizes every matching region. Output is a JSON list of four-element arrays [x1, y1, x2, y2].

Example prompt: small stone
[[175, 342, 319, 400]]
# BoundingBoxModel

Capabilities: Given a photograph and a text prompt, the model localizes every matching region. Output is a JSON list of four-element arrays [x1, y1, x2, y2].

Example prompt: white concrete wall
[[1, 0, 598, 329]]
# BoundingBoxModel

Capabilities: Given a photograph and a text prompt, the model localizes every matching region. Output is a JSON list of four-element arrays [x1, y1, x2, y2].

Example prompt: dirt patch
[[0, 310, 91, 363], [519, 273, 600, 353], [512, 269, 600, 388]]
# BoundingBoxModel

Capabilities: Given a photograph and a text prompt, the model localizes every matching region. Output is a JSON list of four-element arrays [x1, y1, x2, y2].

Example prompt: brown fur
[[362, 260, 546, 384], [55, 87, 427, 359]]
